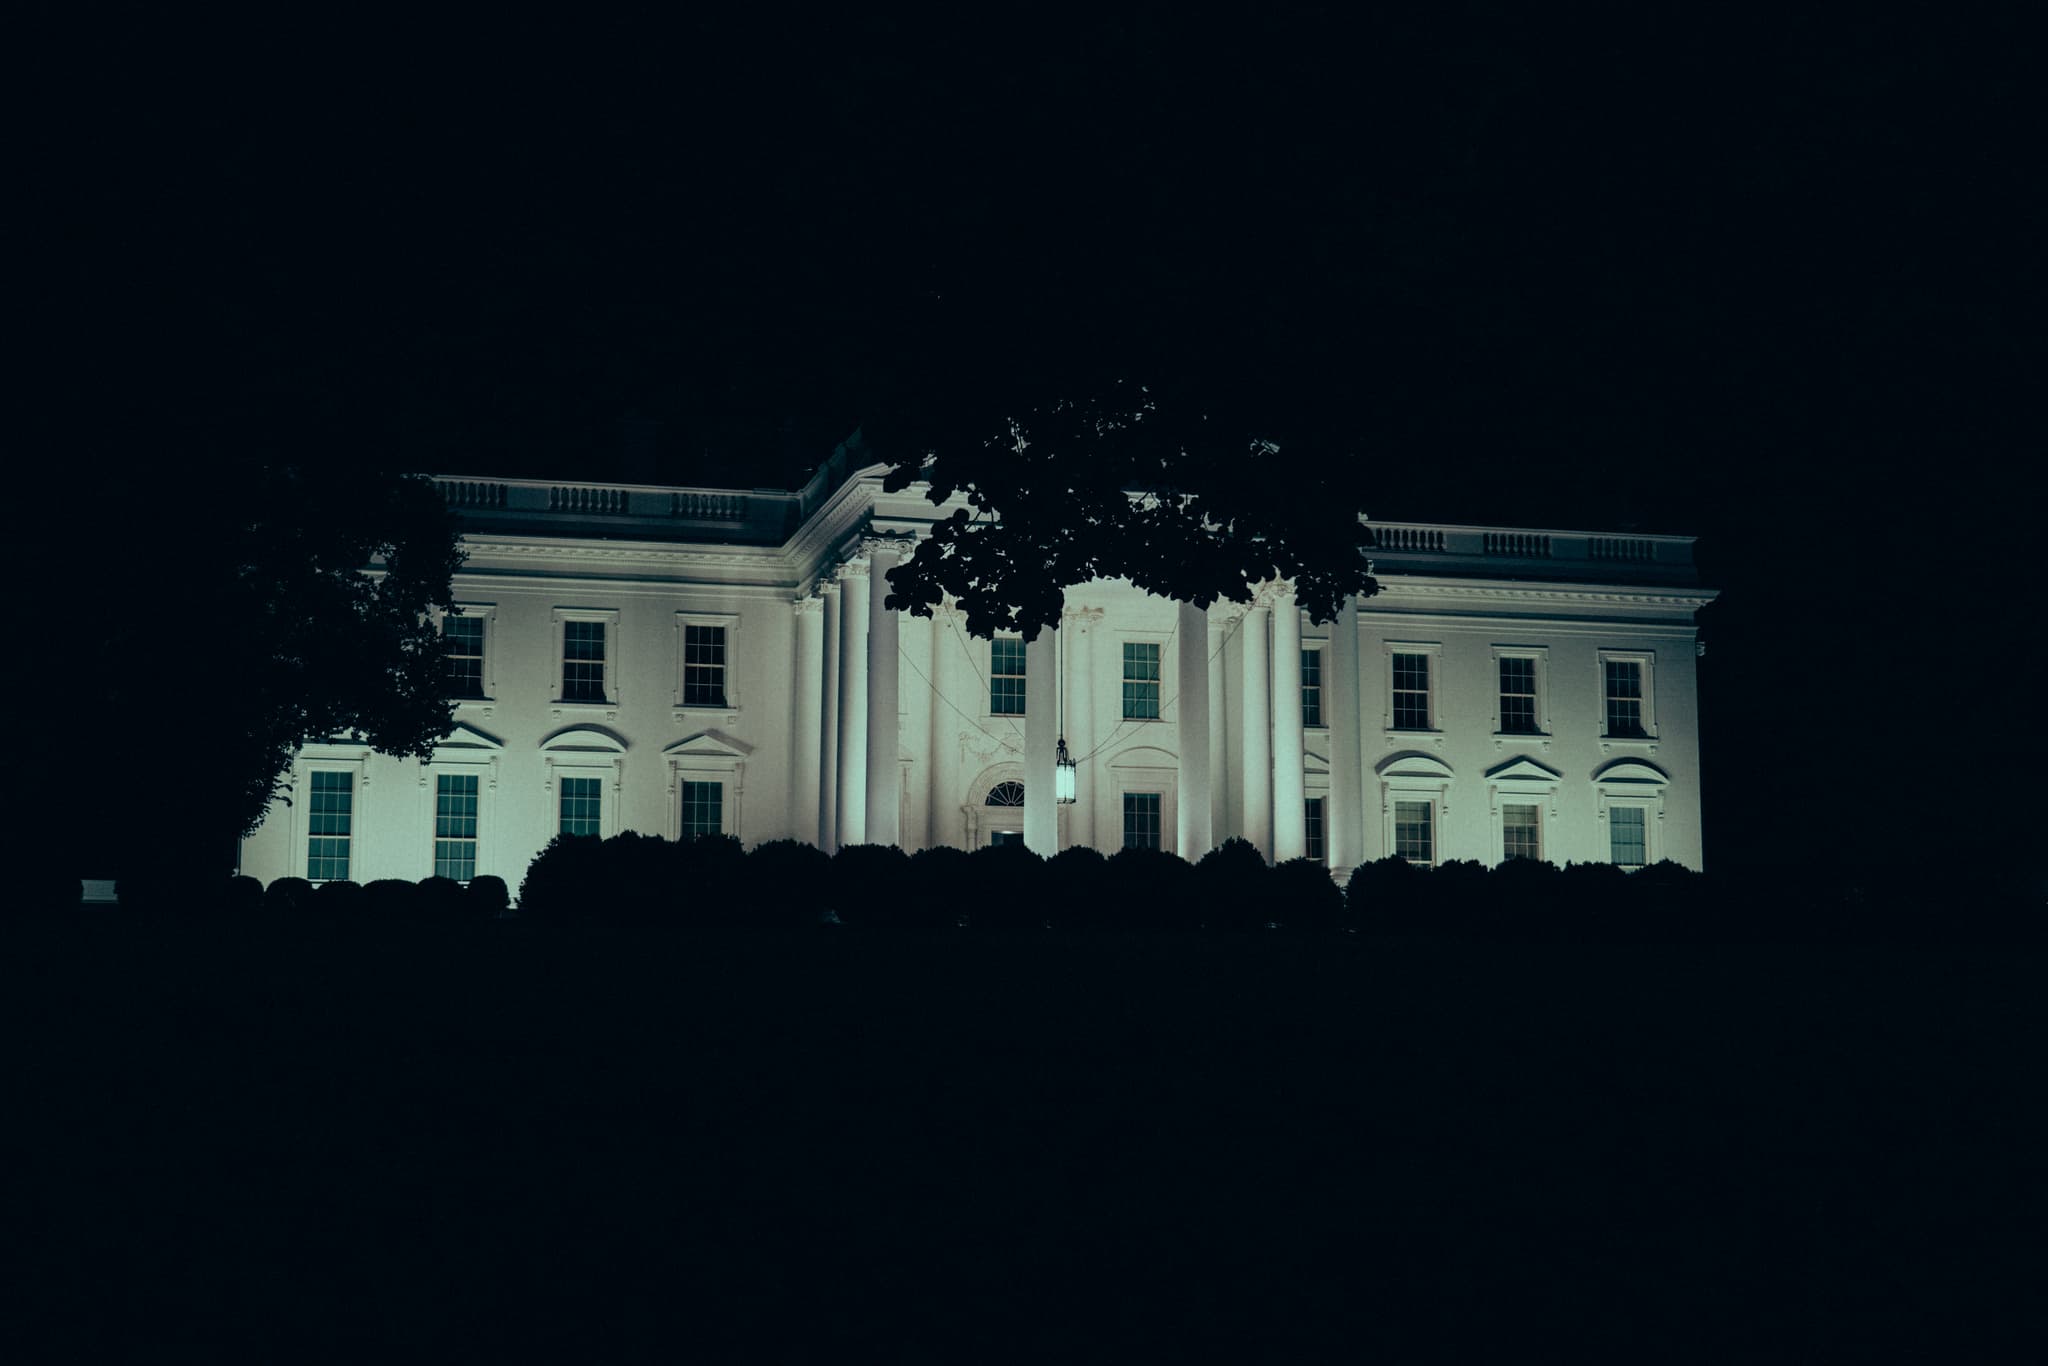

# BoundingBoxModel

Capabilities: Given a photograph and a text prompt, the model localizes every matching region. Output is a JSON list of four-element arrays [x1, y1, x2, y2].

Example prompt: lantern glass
[[1055, 738, 1077, 804]]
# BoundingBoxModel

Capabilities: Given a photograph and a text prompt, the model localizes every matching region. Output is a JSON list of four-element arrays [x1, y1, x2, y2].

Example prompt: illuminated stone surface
[[239, 448, 1716, 887]]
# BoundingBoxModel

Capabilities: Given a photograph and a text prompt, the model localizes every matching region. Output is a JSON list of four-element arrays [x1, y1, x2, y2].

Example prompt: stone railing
[[432, 476, 803, 542], [1369, 520, 1693, 572]]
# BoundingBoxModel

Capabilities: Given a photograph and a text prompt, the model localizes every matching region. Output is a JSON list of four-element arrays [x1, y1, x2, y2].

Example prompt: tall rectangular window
[[1304, 797, 1326, 862], [559, 776, 602, 837], [681, 781, 723, 838], [682, 624, 728, 707], [1122, 642, 1161, 719], [1502, 803, 1541, 862], [443, 615, 485, 699], [1604, 660, 1645, 737], [434, 774, 479, 882], [1499, 657, 1538, 734], [306, 770, 352, 881], [990, 636, 1026, 716], [1391, 652, 1431, 730], [1122, 792, 1162, 850], [1300, 648, 1323, 728], [1610, 807, 1647, 869], [563, 620, 607, 702], [1394, 799, 1434, 866]]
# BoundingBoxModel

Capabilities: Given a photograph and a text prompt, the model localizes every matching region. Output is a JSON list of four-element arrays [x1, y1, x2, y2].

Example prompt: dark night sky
[[28, 11, 2039, 875]]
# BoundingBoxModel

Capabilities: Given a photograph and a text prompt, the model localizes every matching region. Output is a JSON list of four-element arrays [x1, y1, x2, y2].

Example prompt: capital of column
[[833, 555, 869, 581], [859, 530, 918, 559], [793, 591, 825, 614], [1251, 577, 1297, 608]]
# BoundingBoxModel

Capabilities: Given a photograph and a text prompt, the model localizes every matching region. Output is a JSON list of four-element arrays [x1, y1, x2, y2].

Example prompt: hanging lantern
[[1055, 737, 1077, 804]]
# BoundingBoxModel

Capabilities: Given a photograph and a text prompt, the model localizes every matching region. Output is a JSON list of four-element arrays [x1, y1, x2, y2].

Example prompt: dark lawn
[[2, 915, 2040, 1363]]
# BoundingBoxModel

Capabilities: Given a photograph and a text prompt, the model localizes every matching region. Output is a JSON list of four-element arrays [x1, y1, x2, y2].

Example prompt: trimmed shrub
[[418, 875, 467, 919], [1346, 857, 1427, 931], [674, 835, 748, 926], [902, 846, 973, 929], [314, 879, 365, 915], [1195, 838, 1273, 930], [221, 875, 263, 916], [1272, 857, 1345, 932], [1044, 846, 1110, 930], [517, 833, 606, 919], [364, 879, 422, 918], [265, 877, 316, 915], [830, 844, 910, 927], [24, 869, 85, 914], [747, 841, 834, 926], [1102, 847, 1199, 930], [467, 874, 511, 918], [607, 832, 684, 923], [966, 843, 1048, 929]]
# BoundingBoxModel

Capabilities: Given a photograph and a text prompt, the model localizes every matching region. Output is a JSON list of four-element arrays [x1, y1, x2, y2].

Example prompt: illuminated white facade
[[238, 444, 1717, 889]]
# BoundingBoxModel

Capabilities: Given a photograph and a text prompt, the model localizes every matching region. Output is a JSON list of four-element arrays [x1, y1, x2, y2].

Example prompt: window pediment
[[541, 724, 628, 754], [1592, 758, 1669, 786], [1485, 757, 1561, 784], [1108, 744, 1178, 771], [433, 723, 504, 753], [663, 729, 754, 760], [1375, 751, 1454, 782]]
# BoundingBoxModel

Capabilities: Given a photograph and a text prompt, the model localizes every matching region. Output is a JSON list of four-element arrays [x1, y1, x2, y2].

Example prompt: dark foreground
[[3, 915, 2040, 1363]]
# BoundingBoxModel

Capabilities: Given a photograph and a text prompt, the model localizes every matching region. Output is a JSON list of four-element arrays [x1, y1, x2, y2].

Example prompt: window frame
[[1121, 791, 1165, 851], [1382, 641, 1443, 738], [1300, 642, 1326, 730], [1485, 757, 1562, 866], [1499, 802, 1542, 864], [432, 771, 481, 882], [1119, 635, 1166, 722], [418, 727, 501, 882], [1593, 758, 1669, 869], [987, 634, 1027, 718], [437, 602, 497, 706], [665, 731, 749, 842], [1376, 752, 1454, 867], [303, 765, 359, 883], [1304, 795, 1327, 863], [294, 745, 371, 885], [542, 726, 626, 842], [1391, 797, 1437, 868], [551, 607, 622, 718], [1490, 645, 1550, 743], [673, 610, 742, 720], [1596, 649, 1658, 745]]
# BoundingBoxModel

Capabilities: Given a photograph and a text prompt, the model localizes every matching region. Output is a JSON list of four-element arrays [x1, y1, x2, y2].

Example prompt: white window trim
[[1486, 757, 1562, 865], [961, 761, 1027, 847], [552, 607, 622, 718], [1118, 631, 1170, 724], [1594, 758, 1669, 868], [982, 633, 1028, 722], [294, 744, 371, 884], [673, 610, 742, 722], [665, 731, 751, 841], [1596, 649, 1659, 752], [435, 602, 498, 714], [1489, 644, 1551, 748], [1377, 752, 1454, 866], [1107, 747, 1178, 853], [419, 724, 502, 882], [1382, 640, 1444, 746], [542, 726, 628, 841], [1301, 637, 1328, 733]]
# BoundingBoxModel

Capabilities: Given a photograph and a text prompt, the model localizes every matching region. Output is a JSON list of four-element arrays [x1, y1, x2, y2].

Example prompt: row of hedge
[[502, 833, 2040, 942], [26, 835, 2037, 943]]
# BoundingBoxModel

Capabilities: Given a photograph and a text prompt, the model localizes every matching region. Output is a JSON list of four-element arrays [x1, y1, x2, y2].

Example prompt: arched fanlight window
[[985, 781, 1026, 807]]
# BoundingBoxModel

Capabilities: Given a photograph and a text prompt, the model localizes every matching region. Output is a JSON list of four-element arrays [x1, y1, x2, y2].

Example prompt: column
[[1241, 599, 1272, 858], [1327, 598, 1363, 874], [819, 582, 841, 852], [1023, 625, 1058, 855], [1208, 612, 1229, 843], [865, 541, 902, 847], [1176, 599, 1212, 858], [792, 593, 824, 848], [1064, 607, 1098, 849], [1270, 588, 1306, 862], [836, 557, 870, 846]]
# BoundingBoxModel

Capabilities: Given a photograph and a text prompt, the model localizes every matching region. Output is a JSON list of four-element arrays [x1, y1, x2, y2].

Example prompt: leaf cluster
[[876, 383, 1377, 640]]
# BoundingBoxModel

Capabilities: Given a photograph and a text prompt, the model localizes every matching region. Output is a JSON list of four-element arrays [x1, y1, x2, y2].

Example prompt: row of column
[[792, 539, 905, 854], [793, 550, 1366, 870], [1175, 587, 1365, 871]]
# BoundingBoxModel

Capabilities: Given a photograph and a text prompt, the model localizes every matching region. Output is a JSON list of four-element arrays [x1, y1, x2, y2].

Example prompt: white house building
[[237, 440, 1717, 891]]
